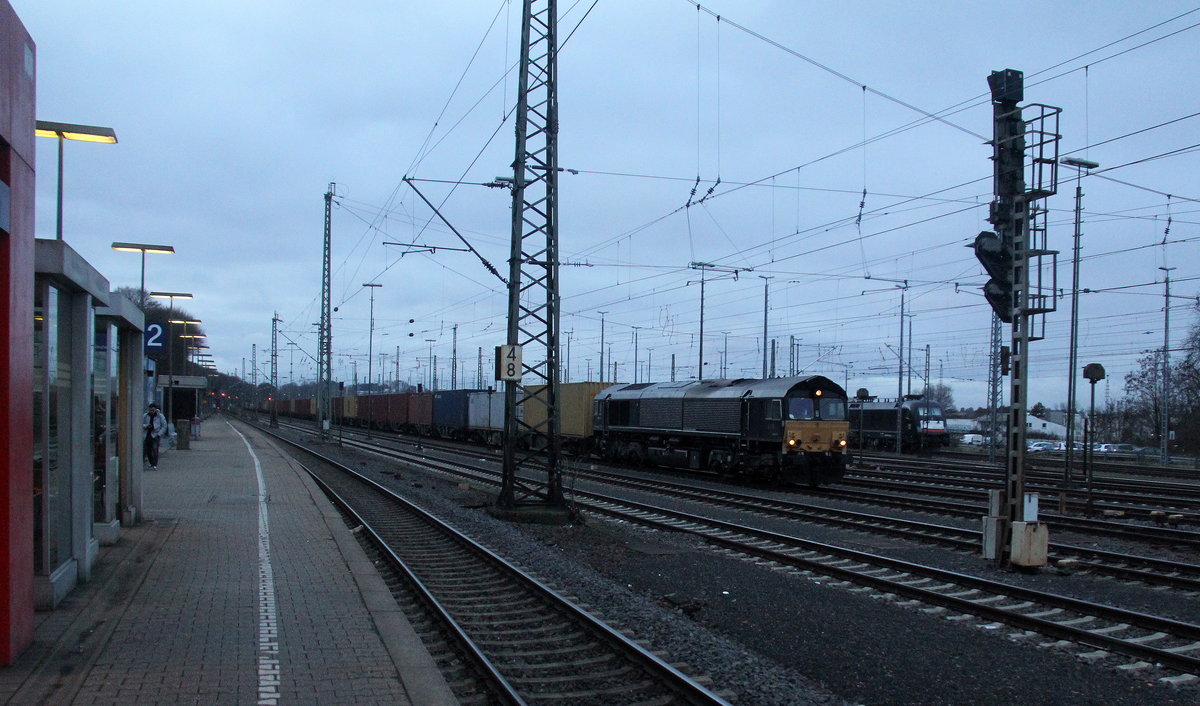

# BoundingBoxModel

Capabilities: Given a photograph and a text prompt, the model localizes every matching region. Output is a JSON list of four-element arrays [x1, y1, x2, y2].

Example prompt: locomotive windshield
[[787, 398, 814, 420], [916, 404, 944, 417], [786, 397, 847, 421], [819, 398, 846, 420]]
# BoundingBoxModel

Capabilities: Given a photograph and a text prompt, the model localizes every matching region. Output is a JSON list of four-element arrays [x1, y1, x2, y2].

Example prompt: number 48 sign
[[495, 345, 522, 382]]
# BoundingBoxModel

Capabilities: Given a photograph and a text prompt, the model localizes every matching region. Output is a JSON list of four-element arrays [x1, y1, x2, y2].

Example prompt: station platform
[[0, 415, 457, 705]]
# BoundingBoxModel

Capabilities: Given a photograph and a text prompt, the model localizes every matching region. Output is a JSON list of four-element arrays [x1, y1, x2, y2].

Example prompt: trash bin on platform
[[175, 420, 190, 450]]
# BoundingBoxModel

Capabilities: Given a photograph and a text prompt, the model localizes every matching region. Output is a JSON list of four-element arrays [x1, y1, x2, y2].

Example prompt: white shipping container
[[467, 390, 506, 432]]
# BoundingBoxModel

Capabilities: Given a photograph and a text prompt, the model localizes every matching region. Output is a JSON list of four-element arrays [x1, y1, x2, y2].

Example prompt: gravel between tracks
[[286, 431, 1200, 706]]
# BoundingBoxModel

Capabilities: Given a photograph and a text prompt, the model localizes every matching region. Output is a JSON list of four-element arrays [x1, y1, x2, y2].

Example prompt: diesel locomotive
[[593, 375, 850, 486], [266, 375, 851, 487]]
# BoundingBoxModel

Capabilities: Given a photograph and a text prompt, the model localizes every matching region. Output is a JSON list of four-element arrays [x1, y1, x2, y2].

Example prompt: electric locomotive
[[848, 395, 948, 452], [593, 375, 849, 486]]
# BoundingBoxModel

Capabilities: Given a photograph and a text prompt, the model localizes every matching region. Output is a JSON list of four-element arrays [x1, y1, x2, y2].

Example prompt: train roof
[[596, 375, 843, 403], [849, 396, 943, 411]]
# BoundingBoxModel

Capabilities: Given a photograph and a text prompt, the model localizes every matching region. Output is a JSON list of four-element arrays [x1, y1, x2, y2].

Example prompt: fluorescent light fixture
[[169, 319, 202, 324], [1060, 157, 1100, 170], [149, 291, 193, 300], [35, 120, 118, 144], [112, 241, 175, 254]]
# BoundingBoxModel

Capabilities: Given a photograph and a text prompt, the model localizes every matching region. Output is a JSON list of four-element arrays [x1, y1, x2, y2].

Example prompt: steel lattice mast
[[499, 0, 563, 510], [270, 312, 280, 428], [317, 184, 334, 441]]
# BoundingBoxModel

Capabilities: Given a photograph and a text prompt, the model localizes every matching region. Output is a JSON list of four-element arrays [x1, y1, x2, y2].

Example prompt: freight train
[[847, 395, 948, 452], [264, 375, 850, 486]]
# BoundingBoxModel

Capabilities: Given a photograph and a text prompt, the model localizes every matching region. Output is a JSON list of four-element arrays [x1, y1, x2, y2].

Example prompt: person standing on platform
[[143, 403, 167, 470]]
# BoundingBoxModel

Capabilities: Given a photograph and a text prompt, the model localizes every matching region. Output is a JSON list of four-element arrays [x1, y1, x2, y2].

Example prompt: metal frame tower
[[499, 0, 564, 510], [980, 69, 1060, 565], [270, 312, 280, 428], [317, 184, 334, 440]]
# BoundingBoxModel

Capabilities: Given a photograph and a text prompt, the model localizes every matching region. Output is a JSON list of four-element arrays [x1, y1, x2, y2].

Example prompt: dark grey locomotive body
[[593, 375, 849, 486], [848, 395, 948, 452]]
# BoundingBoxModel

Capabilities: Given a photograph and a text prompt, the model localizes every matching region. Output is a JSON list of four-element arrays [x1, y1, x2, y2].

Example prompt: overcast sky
[[15, 0, 1200, 410]]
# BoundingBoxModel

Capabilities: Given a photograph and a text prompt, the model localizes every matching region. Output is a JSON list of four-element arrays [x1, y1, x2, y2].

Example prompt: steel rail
[[256, 423, 731, 705]]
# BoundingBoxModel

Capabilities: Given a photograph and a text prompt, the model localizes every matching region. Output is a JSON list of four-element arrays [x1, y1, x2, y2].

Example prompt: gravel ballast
[[275, 428, 1200, 705]]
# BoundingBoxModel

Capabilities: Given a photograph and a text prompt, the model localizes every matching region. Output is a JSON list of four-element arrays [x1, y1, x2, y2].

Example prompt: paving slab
[[0, 415, 456, 705]]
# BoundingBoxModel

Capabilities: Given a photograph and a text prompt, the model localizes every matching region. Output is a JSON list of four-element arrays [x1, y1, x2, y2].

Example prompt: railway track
[[843, 465, 1200, 529], [265, 422, 1200, 683], [270, 418, 1200, 584], [250, 423, 731, 705]]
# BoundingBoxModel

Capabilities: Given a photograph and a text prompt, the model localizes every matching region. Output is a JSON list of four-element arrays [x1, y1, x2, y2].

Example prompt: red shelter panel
[[0, 0, 37, 665]]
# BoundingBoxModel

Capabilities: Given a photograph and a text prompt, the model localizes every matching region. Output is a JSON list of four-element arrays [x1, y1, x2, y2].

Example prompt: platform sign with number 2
[[496, 345, 522, 382]]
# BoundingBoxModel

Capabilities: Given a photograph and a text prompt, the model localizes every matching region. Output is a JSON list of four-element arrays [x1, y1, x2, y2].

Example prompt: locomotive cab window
[[764, 400, 782, 421], [787, 398, 814, 420], [819, 398, 846, 420]]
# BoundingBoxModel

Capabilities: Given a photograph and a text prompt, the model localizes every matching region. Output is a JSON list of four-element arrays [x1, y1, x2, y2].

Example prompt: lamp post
[[1059, 156, 1099, 486], [35, 120, 118, 241], [362, 283, 381, 437], [111, 242, 174, 309], [149, 291, 193, 429]]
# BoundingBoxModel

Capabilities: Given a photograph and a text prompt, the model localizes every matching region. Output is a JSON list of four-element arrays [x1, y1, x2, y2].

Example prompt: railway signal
[[972, 231, 1013, 323]]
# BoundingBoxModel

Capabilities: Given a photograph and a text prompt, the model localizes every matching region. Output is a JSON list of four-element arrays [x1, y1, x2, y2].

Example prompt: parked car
[[1027, 441, 1056, 453], [1096, 443, 1137, 454]]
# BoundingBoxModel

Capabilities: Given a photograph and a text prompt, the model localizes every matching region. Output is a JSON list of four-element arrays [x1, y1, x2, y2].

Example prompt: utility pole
[[451, 324, 458, 389], [690, 262, 744, 382], [565, 329, 572, 383], [906, 314, 914, 395], [897, 285, 905, 453], [317, 183, 334, 441], [499, 0, 565, 514], [598, 311, 607, 384], [363, 283, 381, 437], [632, 327, 640, 384], [760, 276, 771, 378], [1161, 266, 1175, 466], [924, 344, 930, 399]]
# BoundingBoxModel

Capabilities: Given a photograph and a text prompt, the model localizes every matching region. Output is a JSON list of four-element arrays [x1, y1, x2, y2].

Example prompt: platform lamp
[[112, 242, 175, 309], [1058, 156, 1099, 488], [35, 120, 118, 241], [182, 336, 208, 419], [149, 291, 193, 427]]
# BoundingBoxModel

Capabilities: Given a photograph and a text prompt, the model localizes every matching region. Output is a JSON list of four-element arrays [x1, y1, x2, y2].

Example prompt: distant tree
[[925, 383, 954, 411], [1030, 402, 1047, 418], [1170, 299, 1200, 454]]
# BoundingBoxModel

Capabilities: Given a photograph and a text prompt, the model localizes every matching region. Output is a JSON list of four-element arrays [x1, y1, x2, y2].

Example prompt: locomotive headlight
[[815, 390, 823, 397], [788, 439, 796, 446], [839, 439, 847, 447]]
